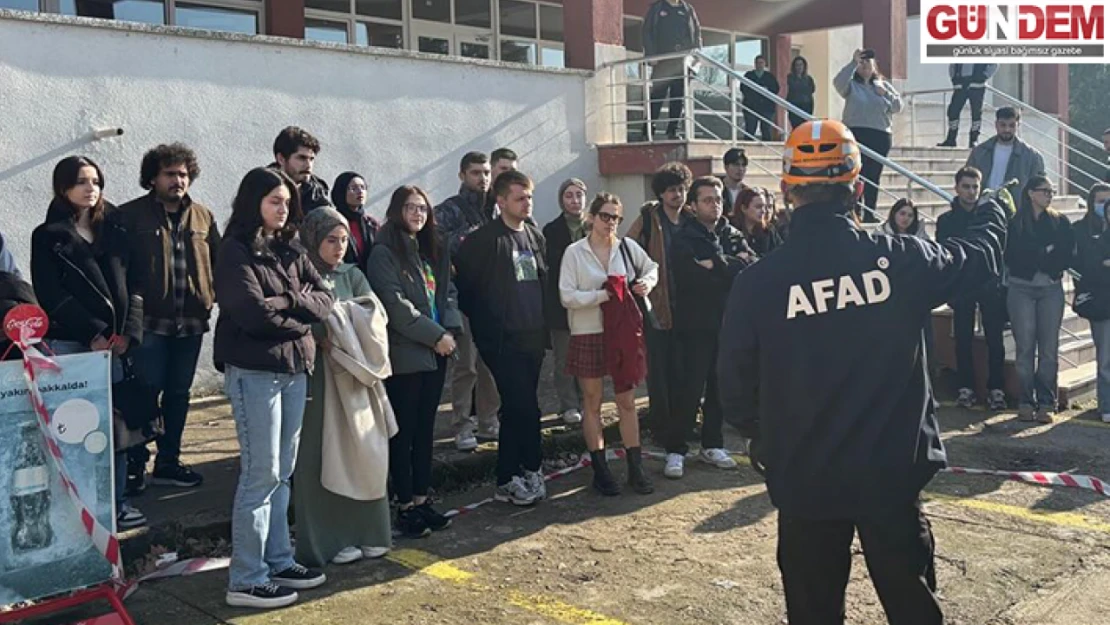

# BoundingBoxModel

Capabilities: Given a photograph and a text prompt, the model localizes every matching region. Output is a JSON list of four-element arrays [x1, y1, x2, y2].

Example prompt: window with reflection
[[541, 46, 563, 68], [356, 0, 400, 20], [538, 4, 562, 42], [176, 3, 256, 34], [500, 39, 535, 64], [305, 18, 349, 43], [417, 34, 449, 55], [623, 17, 643, 54], [411, 0, 449, 23], [60, 0, 166, 24], [455, 0, 490, 28], [461, 41, 490, 59], [498, 0, 534, 38], [733, 36, 764, 71], [356, 20, 403, 48], [305, 0, 349, 12]]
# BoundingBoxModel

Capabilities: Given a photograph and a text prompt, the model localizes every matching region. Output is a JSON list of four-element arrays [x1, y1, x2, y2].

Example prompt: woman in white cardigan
[[559, 192, 659, 497]]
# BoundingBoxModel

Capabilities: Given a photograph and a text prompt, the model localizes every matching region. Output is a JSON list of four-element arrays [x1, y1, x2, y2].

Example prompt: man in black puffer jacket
[[667, 176, 753, 473]]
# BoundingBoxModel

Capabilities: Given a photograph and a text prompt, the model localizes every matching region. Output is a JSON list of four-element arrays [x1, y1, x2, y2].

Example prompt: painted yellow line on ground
[[925, 493, 1110, 534], [387, 548, 628, 625]]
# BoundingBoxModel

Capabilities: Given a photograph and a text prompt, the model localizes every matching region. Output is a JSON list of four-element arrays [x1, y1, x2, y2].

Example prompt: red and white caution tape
[[18, 343, 124, 582], [943, 466, 1110, 497]]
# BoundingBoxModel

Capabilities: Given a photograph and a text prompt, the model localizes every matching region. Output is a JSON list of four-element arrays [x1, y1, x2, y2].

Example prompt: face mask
[[1096, 201, 1108, 219]]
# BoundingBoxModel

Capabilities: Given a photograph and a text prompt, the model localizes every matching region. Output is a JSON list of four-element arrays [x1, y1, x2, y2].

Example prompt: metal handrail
[[689, 51, 955, 208], [901, 86, 1102, 197]]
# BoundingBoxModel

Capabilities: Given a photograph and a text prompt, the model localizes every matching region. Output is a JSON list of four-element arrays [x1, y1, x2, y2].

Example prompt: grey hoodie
[[834, 60, 904, 133]]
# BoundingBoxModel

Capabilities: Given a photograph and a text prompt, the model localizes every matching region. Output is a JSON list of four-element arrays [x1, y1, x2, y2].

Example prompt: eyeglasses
[[1033, 188, 1056, 196], [595, 212, 623, 224], [403, 203, 429, 214]]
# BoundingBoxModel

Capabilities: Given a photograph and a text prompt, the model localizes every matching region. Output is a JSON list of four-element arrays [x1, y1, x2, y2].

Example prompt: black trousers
[[480, 342, 544, 486], [385, 357, 448, 504], [649, 60, 686, 134], [953, 288, 1007, 391], [778, 501, 942, 625], [850, 127, 893, 222], [946, 86, 986, 134], [788, 101, 814, 131], [744, 107, 775, 141], [664, 331, 725, 454], [645, 324, 681, 437]]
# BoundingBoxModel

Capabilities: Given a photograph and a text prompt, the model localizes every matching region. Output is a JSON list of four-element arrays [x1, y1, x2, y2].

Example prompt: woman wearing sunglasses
[[559, 193, 658, 496], [1005, 175, 1075, 423]]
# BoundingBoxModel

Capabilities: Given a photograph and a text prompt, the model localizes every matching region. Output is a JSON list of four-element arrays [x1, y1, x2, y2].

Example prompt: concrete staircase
[[598, 138, 1097, 407]]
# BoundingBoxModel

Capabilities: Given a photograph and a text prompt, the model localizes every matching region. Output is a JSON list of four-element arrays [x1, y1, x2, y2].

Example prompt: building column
[[567, 0, 627, 145], [771, 33, 792, 134], [564, 0, 623, 70], [1031, 65, 1069, 122], [861, 0, 907, 79], [265, 0, 305, 39]]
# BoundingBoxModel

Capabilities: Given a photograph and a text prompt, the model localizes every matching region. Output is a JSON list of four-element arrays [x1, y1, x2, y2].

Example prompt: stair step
[[1059, 361, 1098, 405]]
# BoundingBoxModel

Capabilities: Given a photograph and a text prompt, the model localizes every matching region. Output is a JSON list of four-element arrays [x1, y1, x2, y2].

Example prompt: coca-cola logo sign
[[4, 304, 49, 346]]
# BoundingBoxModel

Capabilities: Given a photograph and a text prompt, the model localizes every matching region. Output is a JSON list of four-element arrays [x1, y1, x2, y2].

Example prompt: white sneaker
[[1102, 413, 1110, 424], [523, 469, 547, 500], [455, 431, 478, 452], [360, 546, 390, 559], [956, 388, 975, 408], [477, 423, 500, 441], [664, 453, 685, 479], [561, 409, 583, 425], [494, 476, 539, 506], [699, 448, 738, 469], [331, 546, 363, 565]]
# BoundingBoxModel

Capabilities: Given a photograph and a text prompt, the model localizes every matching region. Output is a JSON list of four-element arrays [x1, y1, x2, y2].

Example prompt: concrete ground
[[16, 367, 1110, 624]]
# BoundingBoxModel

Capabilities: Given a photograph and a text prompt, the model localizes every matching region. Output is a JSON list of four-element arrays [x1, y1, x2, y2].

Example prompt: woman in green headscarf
[[293, 206, 393, 567]]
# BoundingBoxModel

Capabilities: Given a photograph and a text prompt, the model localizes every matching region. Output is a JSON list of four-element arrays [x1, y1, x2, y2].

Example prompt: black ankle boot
[[937, 129, 958, 147], [625, 447, 655, 494], [969, 131, 980, 148], [590, 450, 621, 496]]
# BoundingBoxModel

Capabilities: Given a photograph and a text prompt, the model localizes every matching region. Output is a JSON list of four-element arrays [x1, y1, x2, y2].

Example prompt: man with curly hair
[[626, 161, 693, 479], [272, 126, 331, 213], [118, 142, 221, 494]]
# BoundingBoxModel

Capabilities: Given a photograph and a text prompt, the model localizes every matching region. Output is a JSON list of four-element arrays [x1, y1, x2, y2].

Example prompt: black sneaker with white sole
[[415, 502, 451, 531], [272, 563, 326, 590], [116, 504, 147, 531], [226, 583, 298, 609], [150, 462, 204, 488]]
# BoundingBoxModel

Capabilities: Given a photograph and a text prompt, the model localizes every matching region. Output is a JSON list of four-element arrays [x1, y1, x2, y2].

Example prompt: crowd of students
[[3, 101, 1099, 615]]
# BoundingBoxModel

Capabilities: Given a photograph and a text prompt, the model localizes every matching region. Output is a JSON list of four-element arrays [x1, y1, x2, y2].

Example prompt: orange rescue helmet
[[781, 119, 862, 186]]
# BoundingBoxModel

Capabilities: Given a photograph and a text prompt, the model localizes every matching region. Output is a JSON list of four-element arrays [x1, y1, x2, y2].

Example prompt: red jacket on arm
[[601, 275, 646, 394]]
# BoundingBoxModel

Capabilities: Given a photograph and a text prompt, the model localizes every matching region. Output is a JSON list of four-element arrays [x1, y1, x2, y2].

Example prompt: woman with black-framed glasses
[[1005, 175, 1075, 424]]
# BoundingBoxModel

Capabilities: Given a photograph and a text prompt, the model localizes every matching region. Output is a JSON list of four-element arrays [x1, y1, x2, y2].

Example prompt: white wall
[[0, 11, 598, 393]]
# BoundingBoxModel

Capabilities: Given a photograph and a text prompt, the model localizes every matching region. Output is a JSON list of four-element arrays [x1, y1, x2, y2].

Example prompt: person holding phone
[[833, 48, 904, 221]]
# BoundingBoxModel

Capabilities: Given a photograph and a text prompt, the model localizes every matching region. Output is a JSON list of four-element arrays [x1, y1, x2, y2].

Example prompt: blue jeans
[[1091, 319, 1110, 415], [225, 365, 307, 591], [131, 333, 204, 467], [49, 339, 128, 511], [1007, 280, 1065, 410]]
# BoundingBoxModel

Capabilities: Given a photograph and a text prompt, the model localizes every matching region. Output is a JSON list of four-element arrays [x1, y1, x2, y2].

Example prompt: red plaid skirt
[[566, 333, 606, 378]]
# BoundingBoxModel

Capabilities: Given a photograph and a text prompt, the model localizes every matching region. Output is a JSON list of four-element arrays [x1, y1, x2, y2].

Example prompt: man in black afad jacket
[[937, 63, 998, 148], [668, 176, 753, 471], [719, 119, 1006, 625], [643, 0, 702, 139]]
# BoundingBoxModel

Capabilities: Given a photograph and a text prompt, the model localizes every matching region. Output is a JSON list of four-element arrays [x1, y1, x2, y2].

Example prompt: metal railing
[[902, 85, 1103, 198], [598, 51, 955, 223]]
